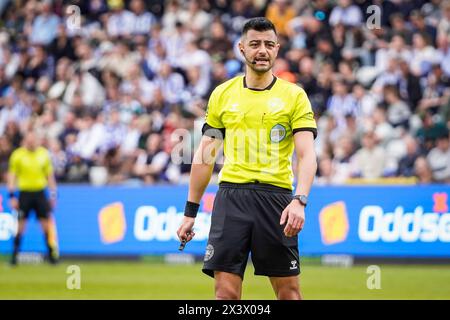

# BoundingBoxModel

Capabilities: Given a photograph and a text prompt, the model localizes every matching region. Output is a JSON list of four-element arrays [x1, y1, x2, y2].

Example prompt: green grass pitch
[[1, 260, 450, 299]]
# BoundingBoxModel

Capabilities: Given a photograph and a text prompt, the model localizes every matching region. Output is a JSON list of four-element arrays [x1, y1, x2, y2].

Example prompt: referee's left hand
[[280, 201, 305, 237]]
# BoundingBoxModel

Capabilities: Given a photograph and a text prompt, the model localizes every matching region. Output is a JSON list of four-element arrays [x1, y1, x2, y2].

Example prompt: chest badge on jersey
[[270, 124, 286, 143]]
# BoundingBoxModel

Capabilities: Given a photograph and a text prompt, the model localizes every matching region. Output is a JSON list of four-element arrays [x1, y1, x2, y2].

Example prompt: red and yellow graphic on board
[[98, 202, 126, 244], [202, 193, 216, 213], [433, 192, 448, 213], [319, 201, 349, 245]]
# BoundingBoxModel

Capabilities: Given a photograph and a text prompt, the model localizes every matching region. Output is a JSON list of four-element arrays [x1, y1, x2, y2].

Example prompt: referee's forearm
[[188, 162, 214, 204], [7, 173, 16, 193], [294, 152, 317, 196], [47, 174, 57, 192], [188, 136, 222, 204]]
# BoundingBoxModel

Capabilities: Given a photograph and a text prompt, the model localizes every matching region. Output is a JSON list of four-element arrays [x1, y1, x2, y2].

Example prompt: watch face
[[297, 195, 307, 205]]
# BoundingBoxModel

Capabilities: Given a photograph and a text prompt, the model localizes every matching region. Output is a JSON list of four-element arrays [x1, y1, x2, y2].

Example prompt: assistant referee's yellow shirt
[[204, 75, 317, 190], [9, 146, 53, 191]]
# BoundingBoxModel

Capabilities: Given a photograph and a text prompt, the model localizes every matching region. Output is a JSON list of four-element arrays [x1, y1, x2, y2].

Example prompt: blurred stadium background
[[0, 0, 450, 299]]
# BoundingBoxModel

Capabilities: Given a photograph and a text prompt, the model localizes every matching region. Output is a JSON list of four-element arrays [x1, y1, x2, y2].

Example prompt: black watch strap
[[293, 194, 308, 207]]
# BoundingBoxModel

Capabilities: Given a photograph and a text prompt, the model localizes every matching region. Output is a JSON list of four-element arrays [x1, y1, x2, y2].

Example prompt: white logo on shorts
[[204, 244, 214, 262], [290, 260, 298, 270]]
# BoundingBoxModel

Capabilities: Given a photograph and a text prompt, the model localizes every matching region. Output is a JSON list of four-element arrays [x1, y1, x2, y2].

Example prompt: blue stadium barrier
[[0, 185, 449, 257]]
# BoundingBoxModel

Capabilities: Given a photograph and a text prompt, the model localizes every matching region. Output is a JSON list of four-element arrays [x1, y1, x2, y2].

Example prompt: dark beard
[[246, 61, 272, 74]]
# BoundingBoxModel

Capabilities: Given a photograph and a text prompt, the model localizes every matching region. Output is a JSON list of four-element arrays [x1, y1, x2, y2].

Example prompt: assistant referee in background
[[8, 132, 58, 265]]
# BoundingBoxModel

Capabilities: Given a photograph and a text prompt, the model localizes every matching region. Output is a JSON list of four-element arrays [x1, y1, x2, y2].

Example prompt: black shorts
[[202, 182, 300, 279], [18, 190, 51, 220]]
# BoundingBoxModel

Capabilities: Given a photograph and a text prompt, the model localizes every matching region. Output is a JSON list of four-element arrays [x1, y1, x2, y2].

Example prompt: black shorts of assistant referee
[[18, 190, 51, 220], [202, 182, 300, 279]]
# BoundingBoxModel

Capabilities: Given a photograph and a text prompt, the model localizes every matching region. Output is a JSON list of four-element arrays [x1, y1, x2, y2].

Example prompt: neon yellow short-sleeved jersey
[[203, 75, 317, 190], [9, 146, 53, 191]]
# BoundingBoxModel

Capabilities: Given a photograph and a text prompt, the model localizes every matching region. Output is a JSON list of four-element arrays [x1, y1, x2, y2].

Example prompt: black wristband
[[184, 201, 200, 218], [8, 192, 16, 199]]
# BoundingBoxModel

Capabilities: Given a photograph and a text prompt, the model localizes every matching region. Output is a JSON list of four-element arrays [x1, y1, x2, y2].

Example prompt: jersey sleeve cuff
[[292, 127, 317, 139], [202, 123, 225, 140]]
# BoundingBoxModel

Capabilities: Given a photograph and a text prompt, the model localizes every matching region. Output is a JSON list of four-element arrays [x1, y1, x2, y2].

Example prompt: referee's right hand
[[177, 217, 196, 243]]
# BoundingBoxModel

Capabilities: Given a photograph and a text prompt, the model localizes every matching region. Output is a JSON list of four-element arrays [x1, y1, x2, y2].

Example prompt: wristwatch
[[293, 195, 308, 207]]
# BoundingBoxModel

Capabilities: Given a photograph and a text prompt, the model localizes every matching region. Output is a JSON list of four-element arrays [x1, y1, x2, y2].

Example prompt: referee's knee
[[215, 285, 240, 300], [276, 284, 301, 300], [214, 272, 242, 300], [270, 276, 301, 300]]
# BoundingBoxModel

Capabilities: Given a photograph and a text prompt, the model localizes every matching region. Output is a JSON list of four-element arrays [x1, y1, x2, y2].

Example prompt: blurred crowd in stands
[[0, 0, 449, 185]]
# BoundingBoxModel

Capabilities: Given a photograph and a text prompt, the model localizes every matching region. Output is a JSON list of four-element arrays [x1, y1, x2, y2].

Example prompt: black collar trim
[[243, 75, 277, 91]]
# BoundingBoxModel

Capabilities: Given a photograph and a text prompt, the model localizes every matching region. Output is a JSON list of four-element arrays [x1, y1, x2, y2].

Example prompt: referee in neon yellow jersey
[[7, 131, 58, 265], [177, 17, 317, 300]]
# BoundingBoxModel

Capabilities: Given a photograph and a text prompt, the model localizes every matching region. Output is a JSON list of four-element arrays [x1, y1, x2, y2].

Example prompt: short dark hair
[[242, 17, 277, 36]]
